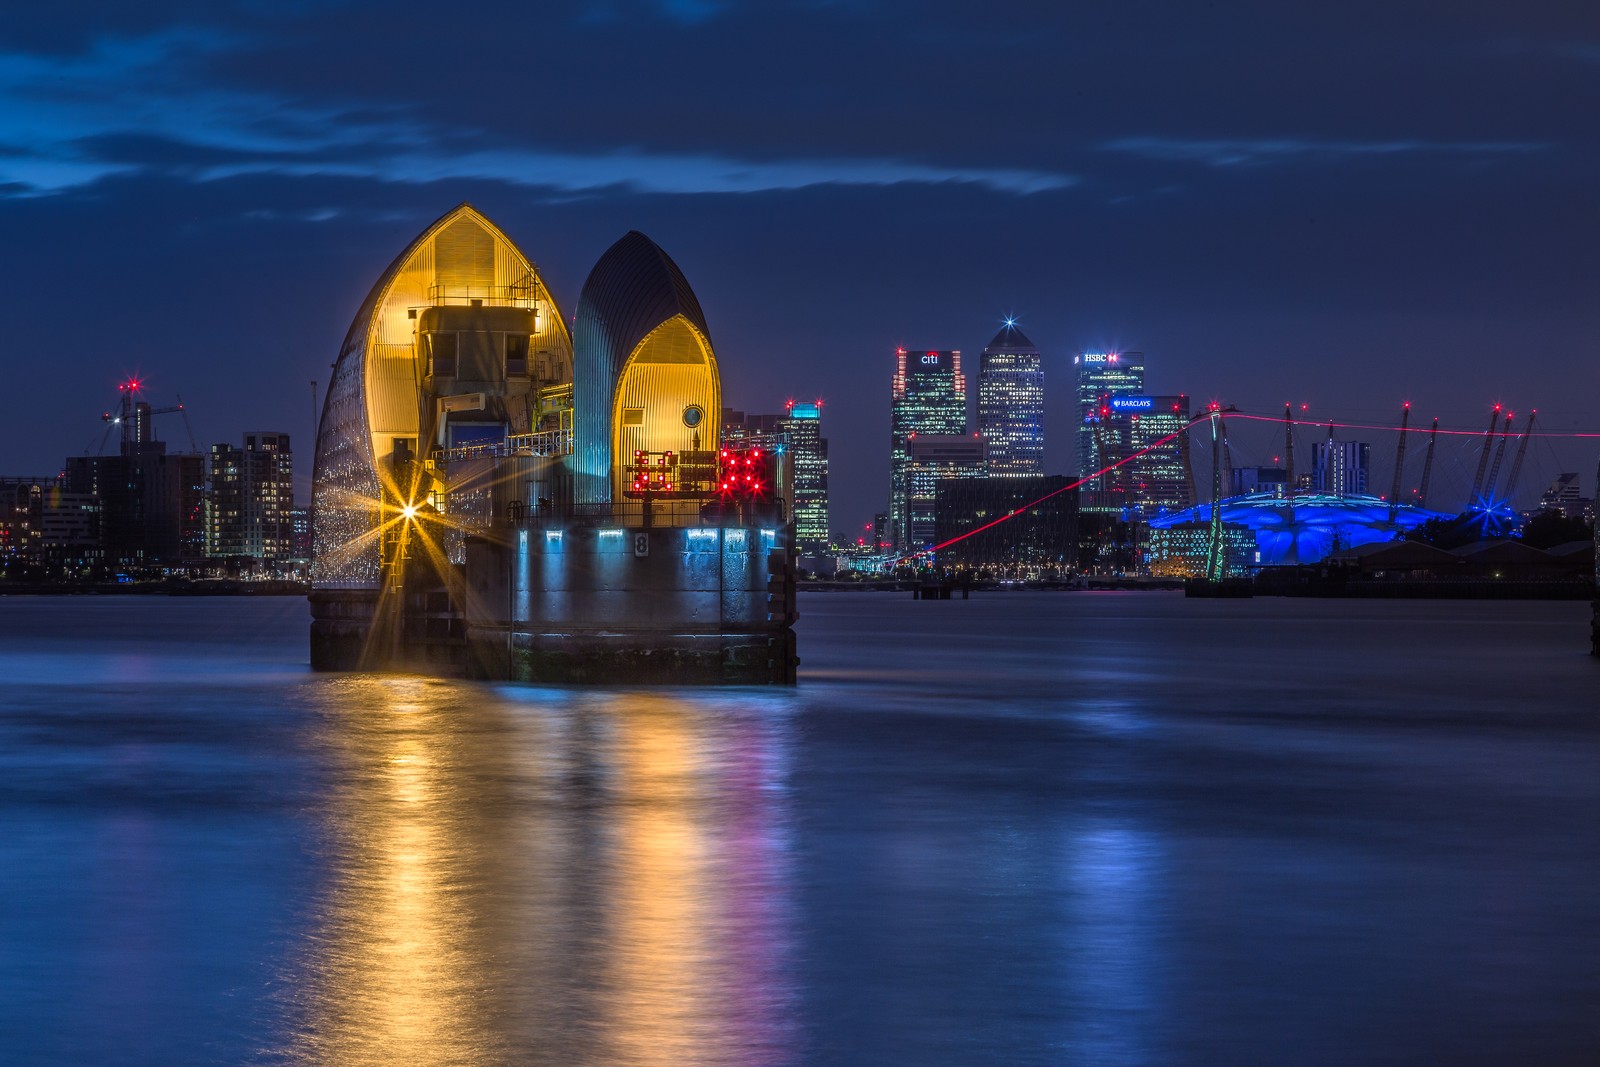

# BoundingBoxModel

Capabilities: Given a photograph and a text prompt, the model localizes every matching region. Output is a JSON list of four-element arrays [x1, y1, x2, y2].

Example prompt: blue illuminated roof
[[1147, 492, 1450, 565]]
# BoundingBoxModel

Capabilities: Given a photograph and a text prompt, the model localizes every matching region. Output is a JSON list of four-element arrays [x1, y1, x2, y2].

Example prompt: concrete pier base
[[309, 519, 798, 684], [460, 629, 797, 684]]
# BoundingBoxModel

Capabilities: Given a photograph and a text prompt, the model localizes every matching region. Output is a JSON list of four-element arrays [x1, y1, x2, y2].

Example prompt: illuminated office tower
[[890, 348, 966, 549], [977, 322, 1044, 475], [1127, 394, 1192, 514], [778, 401, 829, 554], [1076, 350, 1145, 485], [1088, 394, 1192, 514]]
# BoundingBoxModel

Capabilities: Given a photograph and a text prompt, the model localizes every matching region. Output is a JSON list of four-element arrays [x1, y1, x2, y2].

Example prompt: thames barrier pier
[[309, 205, 798, 683]]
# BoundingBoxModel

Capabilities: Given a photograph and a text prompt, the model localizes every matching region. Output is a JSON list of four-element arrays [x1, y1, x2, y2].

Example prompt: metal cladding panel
[[572, 232, 712, 504], [367, 342, 421, 438], [434, 216, 494, 289], [311, 294, 381, 586]]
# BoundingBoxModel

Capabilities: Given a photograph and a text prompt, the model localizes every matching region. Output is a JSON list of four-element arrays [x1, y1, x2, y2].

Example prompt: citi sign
[[920, 352, 941, 365], [1110, 396, 1155, 412]]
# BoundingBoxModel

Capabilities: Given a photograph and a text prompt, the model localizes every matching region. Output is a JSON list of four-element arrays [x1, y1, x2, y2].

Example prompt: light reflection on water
[[1, 595, 1599, 1066], [280, 678, 797, 1067]]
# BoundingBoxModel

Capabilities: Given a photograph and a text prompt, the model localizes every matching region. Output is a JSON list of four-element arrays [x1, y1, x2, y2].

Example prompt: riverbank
[[0, 579, 309, 596]]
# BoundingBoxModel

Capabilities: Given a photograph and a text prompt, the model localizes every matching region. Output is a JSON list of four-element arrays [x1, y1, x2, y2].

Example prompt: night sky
[[2, 2, 1596, 532]]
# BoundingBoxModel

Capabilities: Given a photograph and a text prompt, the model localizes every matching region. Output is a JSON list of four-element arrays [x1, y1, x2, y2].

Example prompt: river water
[[0, 593, 1596, 1066]]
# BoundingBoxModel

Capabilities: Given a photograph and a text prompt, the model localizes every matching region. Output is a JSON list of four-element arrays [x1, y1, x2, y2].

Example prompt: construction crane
[[94, 378, 199, 455]]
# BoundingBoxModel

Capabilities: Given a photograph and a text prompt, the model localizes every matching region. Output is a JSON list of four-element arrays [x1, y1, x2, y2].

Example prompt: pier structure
[[309, 205, 798, 683]]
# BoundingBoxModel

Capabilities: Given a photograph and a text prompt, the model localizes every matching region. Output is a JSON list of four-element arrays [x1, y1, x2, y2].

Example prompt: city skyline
[[11, 332, 1600, 547]]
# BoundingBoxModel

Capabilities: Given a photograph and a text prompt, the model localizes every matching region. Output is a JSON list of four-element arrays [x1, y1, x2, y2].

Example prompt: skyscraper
[[1085, 393, 1193, 515], [1076, 350, 1145, 483], [977, 322, 1044, 475], [778, 401, 829, 554], [890, 348, 966, 549], [209, 432, 295, 562], [1126, 394, 1193, 514]]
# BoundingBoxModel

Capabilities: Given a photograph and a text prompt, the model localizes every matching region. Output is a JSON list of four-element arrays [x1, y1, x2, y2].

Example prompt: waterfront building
[[0, 477, 100, 579], [288, 507, 312, 561], [1075, 350, 1145, 483], [66, 407, 206, 571], [1310, 439, 1370, 496], [1146, 521, 1258, 578], [208, 432, 295, 562], [891, 348, 966, 549], [1537, 473, 1590, 521], [779, 401, 829, 554], [905, 434, 987, 550], [933, 474, 1075, 578], [0, 479, 40, 569], [977, 323, 1043, 476], [1148, 492, 1445, 566], [38, 484, 100, 576]]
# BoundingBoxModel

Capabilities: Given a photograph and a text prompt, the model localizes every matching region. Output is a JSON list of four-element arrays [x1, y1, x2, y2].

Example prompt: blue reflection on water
[[0, 593, 1596, 1066]]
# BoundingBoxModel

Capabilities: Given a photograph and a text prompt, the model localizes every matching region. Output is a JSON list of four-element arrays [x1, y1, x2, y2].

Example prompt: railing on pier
[[431, 429, 571, 464], [425, 281, 543, 309]]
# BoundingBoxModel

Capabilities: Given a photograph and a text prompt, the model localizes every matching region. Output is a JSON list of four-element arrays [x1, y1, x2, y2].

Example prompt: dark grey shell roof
[[574, 230, 710, 369]]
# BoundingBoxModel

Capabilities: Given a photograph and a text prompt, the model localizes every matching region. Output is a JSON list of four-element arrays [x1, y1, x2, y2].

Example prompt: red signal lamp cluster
[[718, 447, 769, 497], [629, 449, 677, 494]]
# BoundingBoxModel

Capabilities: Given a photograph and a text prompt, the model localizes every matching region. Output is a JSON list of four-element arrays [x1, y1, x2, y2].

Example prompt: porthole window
[[682, 405, 704, 429]]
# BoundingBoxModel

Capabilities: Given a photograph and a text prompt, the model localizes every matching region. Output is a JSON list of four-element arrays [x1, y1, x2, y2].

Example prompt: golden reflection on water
[[280, 677, 795, 1066]]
